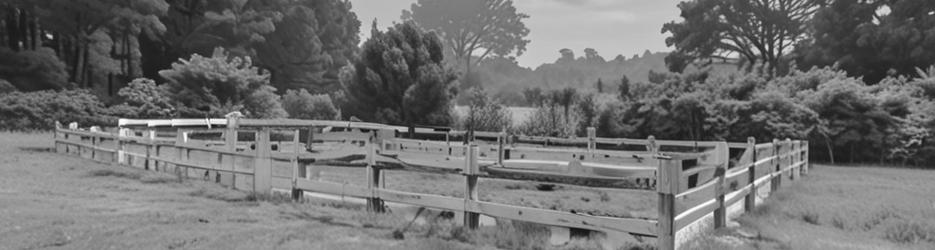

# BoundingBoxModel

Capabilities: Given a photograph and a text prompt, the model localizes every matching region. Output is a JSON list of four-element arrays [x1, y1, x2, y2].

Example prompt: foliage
[[662, 0, 821, 74], [795, 0, 935, 83], [112, 78, 176, 118], [0, 79, 15, 94], [515, 101, 581, 137], [457, 88, 512, 132], [0, 89, 114, 130], [282, 89, 340, 120], [0, 47, 70, 91], [158, 47, 285, 118], [338, 21, 457, 126], [403, 0, 530, 76]]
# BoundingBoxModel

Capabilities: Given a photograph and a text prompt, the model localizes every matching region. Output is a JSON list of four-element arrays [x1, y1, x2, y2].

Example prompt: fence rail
[[52, 118, 808, 250]]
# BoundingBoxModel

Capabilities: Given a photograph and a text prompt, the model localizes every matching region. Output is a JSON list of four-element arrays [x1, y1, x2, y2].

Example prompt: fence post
[[656, 154, 679, 250], [647, 136, 658, 154], [713, 142, 728, 229], [497, 130, 506, 165], [771, 139, 781, 193], [146, 129, 155, 171], [586, 127, 596, 152], [254, 128, 273, 195], [174, 130, 188, 179], [366, 136, 385, 212], [54, 121, 62, 154], [291, 129, 303, 202], [116, 128, 126, 165], [802, 141, 809, 175], [744, 137, 757, 212], [463, 144, 480, 229]]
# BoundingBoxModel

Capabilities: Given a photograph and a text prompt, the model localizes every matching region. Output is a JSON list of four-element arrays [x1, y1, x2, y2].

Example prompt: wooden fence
[[52, 117, 809, 250]]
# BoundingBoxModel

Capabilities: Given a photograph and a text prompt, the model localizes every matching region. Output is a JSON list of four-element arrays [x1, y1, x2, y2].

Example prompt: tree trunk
[[821, 132, 834, 165]]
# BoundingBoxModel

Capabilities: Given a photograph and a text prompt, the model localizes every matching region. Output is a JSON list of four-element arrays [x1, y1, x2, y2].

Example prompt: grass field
[[4, 132, 935, 249], [685, 165, 935, 250]]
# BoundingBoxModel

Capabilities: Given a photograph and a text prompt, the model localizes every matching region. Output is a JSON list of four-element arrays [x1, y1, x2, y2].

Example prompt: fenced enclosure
[[52, 117, 808, 250]]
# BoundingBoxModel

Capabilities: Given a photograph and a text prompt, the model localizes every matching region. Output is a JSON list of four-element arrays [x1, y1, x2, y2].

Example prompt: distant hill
[[469, 50, 672, 105]]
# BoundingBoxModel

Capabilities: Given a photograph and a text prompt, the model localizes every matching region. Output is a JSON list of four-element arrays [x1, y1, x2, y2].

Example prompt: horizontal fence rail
[[52, 118, 809, 250]]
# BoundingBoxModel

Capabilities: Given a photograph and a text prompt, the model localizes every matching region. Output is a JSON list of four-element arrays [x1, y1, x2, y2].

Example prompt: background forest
[[2, 0, 935, 167]]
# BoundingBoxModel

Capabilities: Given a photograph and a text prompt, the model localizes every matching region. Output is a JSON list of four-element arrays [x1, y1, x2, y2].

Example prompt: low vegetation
[[686, 165, 935, 250]]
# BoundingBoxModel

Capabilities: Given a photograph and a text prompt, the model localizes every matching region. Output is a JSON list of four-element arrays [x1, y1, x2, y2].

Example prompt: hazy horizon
[[348, 0, 681, 68]]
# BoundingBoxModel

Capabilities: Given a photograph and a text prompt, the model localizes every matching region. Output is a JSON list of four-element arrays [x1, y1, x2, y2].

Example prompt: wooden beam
[[463, 144, 480, 229], [656, 154, 679, 250], [744, 137, 756, 212]]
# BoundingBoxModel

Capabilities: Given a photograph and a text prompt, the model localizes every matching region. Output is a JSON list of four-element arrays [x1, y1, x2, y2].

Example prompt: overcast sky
[[348, 0, 682, 68]]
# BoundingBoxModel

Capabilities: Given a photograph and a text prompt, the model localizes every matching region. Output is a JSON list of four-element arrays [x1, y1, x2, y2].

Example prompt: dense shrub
[[515, 101, 580, 137], [0, 47, 70, 91], [158, 47, 285, 118], [0, 79, 15, 94], [282, 89, 340, 120], [456, 88, 512, 132], [111, 78, 176, 118], [0, 89, 114, 130]]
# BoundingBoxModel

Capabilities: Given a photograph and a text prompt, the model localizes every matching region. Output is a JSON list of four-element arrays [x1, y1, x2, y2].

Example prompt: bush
[[0, 79, 15, 94], [515, 101, 580, 137], [282, 89, 340, 120], [0, 89, 114, 130], [112, 78, 176, 118], [456, 88, 512, 132], [0, 47, 69, 91], [158, 47, 285, 118]]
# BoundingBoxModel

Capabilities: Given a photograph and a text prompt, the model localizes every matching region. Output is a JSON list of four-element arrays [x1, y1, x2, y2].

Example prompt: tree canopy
[[662, 0, 822, 74], [338, 21, 457, 126], [402, 0, 529, 84]]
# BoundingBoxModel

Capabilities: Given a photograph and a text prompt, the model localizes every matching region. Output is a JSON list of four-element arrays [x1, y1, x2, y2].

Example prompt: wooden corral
[[53, 118, 809, 250]]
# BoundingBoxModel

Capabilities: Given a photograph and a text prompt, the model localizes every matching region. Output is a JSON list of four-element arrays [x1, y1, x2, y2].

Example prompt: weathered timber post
[[744, 137, 757, 212], [291, 129, 303, 202], [713, 142, 728, 229], [54, 121, 62, 154], [146, 129, 155, 171], [656, 154, 680, 250], [174, 130, 188, 179], [463, 144, 480, 229], [254, 128, 273, 195], [116, 128, 127, 165], [802, 141, 809, 175], [787, 138, 796, 180], [586, 127, 596, 152], [771, 139, 781, 193], [647, 136, 658, 154], [497, 130, 506, 165], [366, 136, 385, 212]]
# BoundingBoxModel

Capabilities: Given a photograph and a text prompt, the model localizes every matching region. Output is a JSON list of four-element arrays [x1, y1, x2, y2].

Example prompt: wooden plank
[[295, 179, 370, 198], [674, 198, 717, 231], [375, 188, 463, 211], [467, 200, 657, 236], [675, 178, 717, 201]]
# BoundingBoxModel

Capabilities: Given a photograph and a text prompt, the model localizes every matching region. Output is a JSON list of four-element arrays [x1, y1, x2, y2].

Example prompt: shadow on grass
[[18, 147, 52, 153]]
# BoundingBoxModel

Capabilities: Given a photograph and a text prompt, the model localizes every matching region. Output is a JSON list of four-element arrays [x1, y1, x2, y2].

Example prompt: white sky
[[348, 0, 682, 68]]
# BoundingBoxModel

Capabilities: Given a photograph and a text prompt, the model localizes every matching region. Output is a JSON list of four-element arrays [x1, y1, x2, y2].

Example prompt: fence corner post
[[744, 137, 757, 212], [464, 144, 480, 229], [656, 154, 679, 250]]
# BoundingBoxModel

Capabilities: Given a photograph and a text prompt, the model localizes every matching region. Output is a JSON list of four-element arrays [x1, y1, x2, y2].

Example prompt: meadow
[[3, 132, 934, 249]]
